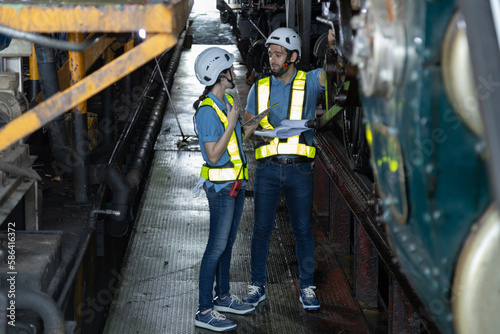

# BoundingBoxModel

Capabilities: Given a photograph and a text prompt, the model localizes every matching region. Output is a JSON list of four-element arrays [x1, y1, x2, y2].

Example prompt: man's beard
[[271, 62, 290, 77]]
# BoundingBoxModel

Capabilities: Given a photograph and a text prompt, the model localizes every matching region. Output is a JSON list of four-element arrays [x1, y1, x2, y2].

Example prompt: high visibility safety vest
[[197, 94, 248, 183], [255, 71, 316, 160]]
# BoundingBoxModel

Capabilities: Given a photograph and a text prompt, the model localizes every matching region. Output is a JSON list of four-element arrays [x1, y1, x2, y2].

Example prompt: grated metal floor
[[103, 4, 373, 333]]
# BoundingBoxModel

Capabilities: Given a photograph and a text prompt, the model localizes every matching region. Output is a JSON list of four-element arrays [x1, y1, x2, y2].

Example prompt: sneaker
[[195, 309, 237, 332], [213, 295, 255, 315], [242, 284, 266, 306], [299, 286, 320, 310]]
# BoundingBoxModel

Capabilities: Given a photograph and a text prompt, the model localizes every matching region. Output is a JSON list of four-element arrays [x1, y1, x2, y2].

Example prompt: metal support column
[[69, 32, 89, 203], [285, 0, 296, 30], [29, 44, 40, 103], [123, 39, 134, 116], [354, 217, 379, 308], [297, 0, 311, 69], [331, 180, 352, 253], [102, 47, 115, 148], [313, 160, 352, 252], [389, 280, 421, 333]]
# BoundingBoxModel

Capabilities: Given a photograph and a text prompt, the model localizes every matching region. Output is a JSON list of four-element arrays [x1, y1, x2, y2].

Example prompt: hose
[[14, 289, 65, 334]]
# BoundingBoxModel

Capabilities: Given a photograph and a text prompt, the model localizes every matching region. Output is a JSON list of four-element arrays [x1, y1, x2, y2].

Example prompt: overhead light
[[138, 29, 147, 39]]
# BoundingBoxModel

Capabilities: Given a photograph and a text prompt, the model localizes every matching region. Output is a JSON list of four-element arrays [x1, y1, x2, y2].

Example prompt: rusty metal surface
[[33, 35, 117, 104], [314, 131, 442, 333], [276, 202, 372, 334], [389, 282, 421, 334], [315, 131, 393, 271], [0, 33, 177, 152], [354, 218, 379, 308], [0, 0, 193, 33]]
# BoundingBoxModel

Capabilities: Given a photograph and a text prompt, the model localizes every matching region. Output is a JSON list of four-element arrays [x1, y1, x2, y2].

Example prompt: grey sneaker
[[195, 309, 237, 332], [242, 284, 266, 306], [213, 295, 255, 315]]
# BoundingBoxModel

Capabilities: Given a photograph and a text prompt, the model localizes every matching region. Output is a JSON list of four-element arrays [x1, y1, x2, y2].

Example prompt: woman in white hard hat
[[192, 47, 254, 332]]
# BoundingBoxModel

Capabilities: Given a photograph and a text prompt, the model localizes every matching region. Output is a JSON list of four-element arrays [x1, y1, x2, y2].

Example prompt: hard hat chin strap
[[272, 51, 294, 77], [219, 70, 236, 89], [228, 70, 236, 89]]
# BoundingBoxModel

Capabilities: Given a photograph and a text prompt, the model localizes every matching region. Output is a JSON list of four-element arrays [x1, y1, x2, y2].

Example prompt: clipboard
[[242, 102, 280, 127]]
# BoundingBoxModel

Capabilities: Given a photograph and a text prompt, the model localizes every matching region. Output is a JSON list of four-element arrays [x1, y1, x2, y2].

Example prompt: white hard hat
[[194, 47, 234, 86], [266, 28, 302, 57]]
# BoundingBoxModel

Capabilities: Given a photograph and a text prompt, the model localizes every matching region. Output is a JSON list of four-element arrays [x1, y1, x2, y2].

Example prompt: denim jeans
[[251, 159, 315, 289], [198, 182, 246, 311]]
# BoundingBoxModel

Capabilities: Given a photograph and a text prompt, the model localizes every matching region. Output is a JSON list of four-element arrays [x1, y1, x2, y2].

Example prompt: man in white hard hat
[[242, 27, 334, 311]]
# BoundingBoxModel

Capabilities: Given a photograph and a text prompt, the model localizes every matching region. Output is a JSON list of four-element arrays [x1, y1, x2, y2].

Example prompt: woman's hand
[[204, 102, 241, 164], [226, 102, 240, 127]]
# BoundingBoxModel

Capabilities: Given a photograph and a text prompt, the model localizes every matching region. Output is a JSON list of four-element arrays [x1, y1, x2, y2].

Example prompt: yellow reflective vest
[[255, 71, 316, 160], [197, 94, 248, 182]]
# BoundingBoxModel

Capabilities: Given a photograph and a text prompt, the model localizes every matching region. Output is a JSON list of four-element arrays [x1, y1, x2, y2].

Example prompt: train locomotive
[[351, 1, 497, 333], [219, 0, 500, 333]]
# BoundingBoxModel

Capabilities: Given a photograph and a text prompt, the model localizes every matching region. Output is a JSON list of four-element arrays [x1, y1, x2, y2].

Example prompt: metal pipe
[[118, 27, 188, 234], [247, 18, 268, 40], [102, 47, 115, 148], [316, 16, 335, 32], [126, 88, 166, 192], [15, 289, 65, 334], [69, 32, 89, 203], [34, 44, 72, 175], [0, 25, 99, 51], [28, 44, 40, 103], [90, 164, 131, 237], [155, 57, 186, 140], [123, 39, 134, 114]]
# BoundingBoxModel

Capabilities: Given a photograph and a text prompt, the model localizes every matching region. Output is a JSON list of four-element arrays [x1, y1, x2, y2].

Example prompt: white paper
[[254, 119, 311, 139]]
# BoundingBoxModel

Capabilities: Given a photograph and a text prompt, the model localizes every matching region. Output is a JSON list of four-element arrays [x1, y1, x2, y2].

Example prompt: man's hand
[[328, 29, 335, 50], [258, 129, 273, 142], [243, 110, 262, 141]]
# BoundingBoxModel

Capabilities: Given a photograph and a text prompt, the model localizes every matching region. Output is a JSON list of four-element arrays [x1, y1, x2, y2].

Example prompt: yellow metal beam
[[0, 0, 193, 33], [0, 33, 176, 151], [69, 33, 87, 115], [33, 36, 117, 104], [29, 44, 39, 81]]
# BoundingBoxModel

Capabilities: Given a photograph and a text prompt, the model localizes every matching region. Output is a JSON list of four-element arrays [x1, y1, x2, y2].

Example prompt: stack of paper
[[254, 119, 311, 139]]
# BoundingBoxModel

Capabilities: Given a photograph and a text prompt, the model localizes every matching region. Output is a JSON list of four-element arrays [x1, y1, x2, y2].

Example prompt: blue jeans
[[251, 159, 315, 289], [198, 182, 246, 311]]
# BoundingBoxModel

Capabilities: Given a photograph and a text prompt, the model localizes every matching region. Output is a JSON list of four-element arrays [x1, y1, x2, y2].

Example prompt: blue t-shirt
[[195, 92, 247, 191], [245, 68, 324, 151]]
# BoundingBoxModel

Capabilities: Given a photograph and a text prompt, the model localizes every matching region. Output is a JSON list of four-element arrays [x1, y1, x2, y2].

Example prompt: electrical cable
[[154, 56, 188, 142]]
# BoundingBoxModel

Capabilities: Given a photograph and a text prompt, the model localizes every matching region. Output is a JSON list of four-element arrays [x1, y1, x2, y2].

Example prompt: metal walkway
[[102, 3, 374, 332]]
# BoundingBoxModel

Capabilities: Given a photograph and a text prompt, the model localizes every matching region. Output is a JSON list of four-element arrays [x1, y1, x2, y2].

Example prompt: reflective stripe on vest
[[197, 95, 248, 182], [256, 71, 316, 159]]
